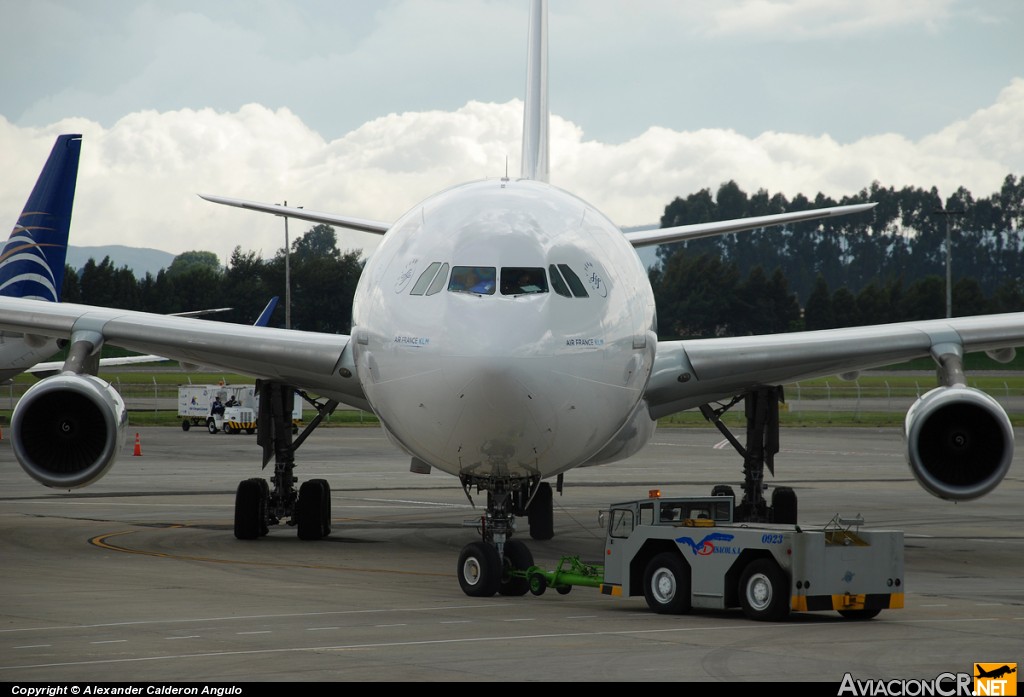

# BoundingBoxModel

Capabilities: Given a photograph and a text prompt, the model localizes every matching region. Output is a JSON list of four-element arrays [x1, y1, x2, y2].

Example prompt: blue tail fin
[[0, 134, 82, 302], [254, 296, 280, 327]]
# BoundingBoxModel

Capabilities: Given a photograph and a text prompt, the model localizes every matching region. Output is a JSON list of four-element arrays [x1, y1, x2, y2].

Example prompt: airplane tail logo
[[0, 134, 82, 302]]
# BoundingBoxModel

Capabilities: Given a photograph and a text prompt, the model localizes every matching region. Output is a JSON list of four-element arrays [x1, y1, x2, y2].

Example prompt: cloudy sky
[[1, 0, 1021, 264]]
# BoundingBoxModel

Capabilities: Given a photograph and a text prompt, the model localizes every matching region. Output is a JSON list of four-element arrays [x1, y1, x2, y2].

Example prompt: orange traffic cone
[[133, 432, 142, 457]]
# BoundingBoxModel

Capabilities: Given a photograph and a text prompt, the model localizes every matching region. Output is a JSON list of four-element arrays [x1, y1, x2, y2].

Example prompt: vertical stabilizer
[[520, 0, 549, 182], [0, 134, 82, 302]]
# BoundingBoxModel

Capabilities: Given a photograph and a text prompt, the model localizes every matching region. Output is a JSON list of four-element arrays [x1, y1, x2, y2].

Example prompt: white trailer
[[177, 384, 301, 434]]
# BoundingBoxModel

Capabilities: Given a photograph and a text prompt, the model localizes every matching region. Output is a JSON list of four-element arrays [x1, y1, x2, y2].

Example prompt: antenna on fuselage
[[520, 0, 549, 183]]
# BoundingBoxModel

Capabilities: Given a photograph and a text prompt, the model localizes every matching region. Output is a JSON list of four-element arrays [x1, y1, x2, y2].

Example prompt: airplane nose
[[445, 354, 557, 470]]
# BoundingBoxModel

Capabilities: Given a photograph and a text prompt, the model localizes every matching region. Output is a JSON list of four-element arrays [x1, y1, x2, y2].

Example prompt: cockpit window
[[410, 262, 442, 295], [448, 266, 496, 295], [501, 267, 548, 295], [425, 263, 449, 295], [548, 264, 572, 297], [409, 262, 450, 296], [557, 264, 589, 298]]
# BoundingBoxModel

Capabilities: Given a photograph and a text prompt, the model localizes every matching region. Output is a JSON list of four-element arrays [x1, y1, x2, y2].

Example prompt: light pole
[[934, 207, 965, 318], [284, 198, 292, 329]]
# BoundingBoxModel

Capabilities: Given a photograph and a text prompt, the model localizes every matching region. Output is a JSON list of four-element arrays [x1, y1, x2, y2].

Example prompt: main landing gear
[[233, 380, 339, 541], [456, 474, 558, 597], [699, 385, 797, 524]]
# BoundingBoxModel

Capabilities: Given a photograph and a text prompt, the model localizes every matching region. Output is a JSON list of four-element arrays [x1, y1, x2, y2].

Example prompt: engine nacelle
[[904, 386, 1014, 501], [11, 373, 127, 488]]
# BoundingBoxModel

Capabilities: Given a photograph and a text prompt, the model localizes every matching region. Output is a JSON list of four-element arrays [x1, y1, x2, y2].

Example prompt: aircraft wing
[[199, 194, 391, 235], [645, 313, 1024, 417], [624, 203, 876, 248], [25, 297, 283, 379], [0, 297, 369, 411]]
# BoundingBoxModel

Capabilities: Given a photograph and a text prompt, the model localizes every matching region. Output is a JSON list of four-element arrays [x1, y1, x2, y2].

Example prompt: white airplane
[[0, 1, 1021, 600]]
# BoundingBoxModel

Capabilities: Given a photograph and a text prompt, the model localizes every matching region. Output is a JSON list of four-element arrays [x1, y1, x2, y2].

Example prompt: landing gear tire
[[458, 541, 501, 597], [771, 486, 798, 525], [739, 559, 790, 621], [234, 479, 264, 540], [297, 479, 329, 540], [711, 484, 735, 500], [528, 482, 554, 540], [838, 608, 881, 621], [256, 478, 270, 536], [642, 552, 691, 614], [309, 478, 332, 536], [207, 418, 218, 434], [498, 539, 533, 596]]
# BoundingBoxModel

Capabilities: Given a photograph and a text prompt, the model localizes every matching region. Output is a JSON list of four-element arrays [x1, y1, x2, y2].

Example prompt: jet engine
[[11, 374, 127, 488], [904, 386, 1014, 501]]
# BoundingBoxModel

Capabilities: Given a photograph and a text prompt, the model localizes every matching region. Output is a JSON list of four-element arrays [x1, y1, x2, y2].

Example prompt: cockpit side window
[[500, 267, 548, 295], [557, 264, 589, 298], [448, 266, 496, 295], [410, 262, 442, 295], [425, 263, 449, 295], [548, 264, 572, 298]]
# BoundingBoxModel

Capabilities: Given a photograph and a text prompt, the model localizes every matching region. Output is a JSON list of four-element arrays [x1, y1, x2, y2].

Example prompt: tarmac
[[1, 426, 1022, 683]]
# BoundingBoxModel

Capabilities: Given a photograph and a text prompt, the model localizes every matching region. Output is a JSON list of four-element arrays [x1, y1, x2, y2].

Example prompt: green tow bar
[[517, 556, 605, 596]]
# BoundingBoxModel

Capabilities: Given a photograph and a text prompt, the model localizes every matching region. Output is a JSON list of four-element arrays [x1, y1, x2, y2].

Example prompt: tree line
[[652, 175, 1024, 339], [61, 224, 362, 334]]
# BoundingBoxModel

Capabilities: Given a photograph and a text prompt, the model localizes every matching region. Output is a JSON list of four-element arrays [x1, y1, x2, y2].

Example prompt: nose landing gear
[[456, 475, 555, 596]]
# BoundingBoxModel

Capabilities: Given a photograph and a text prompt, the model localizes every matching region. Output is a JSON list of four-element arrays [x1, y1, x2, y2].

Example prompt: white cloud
[[700, 0, 955, 37], [1, 79, 1020, 268]]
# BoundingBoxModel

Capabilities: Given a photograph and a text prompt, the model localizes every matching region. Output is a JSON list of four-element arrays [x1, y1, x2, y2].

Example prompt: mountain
[[66, 245, 179, 277]]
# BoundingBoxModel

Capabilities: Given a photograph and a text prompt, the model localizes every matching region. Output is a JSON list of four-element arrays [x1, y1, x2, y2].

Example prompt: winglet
[[0, 134, 82, 302], [254, 296, 279, 327], [520, 0, 549, 182]]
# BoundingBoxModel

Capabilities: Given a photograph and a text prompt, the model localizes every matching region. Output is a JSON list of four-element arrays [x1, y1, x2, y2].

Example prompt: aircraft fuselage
[[352, 178, 658, 480]]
